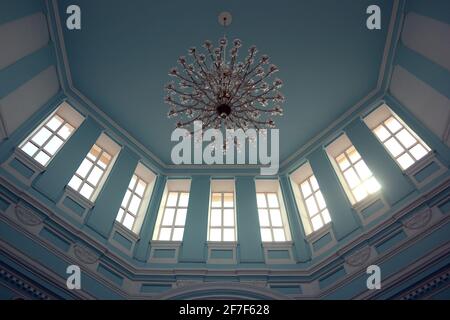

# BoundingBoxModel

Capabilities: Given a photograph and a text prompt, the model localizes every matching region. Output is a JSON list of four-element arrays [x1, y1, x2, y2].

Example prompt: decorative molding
[[345, 246, 372, 267], [0, 266, 51, 300], [400, 270, 450, 300], [73, 243, 99, 265], [14, 204, 43, 226], [402, 208, 432, 230]]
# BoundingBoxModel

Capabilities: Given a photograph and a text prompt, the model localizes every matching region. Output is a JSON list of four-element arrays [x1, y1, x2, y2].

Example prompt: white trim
[[1, 148, 46, 186], [148, 241, 181, 264], [207, 242, 237, 264], [405, 152, 447, 188], [262, 242, 295, 264]]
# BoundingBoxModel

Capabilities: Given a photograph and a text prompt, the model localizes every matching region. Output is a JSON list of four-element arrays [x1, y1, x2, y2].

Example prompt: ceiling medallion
[[165, 12, 285, 147]]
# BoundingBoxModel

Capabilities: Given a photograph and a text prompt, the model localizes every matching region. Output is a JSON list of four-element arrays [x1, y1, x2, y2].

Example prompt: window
[[68, 133, 120, 202], [153, 179, 191, 241], [116, 163, 156, 234], [19, 102, 84, 166], [208, 180, 236, 242], [290, 162, 331, 235], [327, 134, 381, 205], [364, 104, 431, 170], [335, 146, 381, 203], [299, 175, 331, 232], [256, 193, 288, 242]]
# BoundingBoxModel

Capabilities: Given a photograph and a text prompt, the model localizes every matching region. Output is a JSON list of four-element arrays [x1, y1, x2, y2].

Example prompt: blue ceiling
[[57, 0, 394, 165]]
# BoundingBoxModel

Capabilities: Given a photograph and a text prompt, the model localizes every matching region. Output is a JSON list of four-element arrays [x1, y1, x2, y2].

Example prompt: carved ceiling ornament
[[73, 243, 99, 265], [402, 208, 432, 230], [345, 246, 372, 267], [14, 204, 43, 226]]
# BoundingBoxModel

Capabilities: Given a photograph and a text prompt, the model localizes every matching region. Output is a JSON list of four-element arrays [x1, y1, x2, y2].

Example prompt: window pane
[[172, 228, 184, 241], [87, 145, 101, 161], [364, 177, 381, 194], [315, 191, 326, 210], [322, 209, 331, 224], [223, 193, 234, 207], [123, 214, 135, 230], [68, 176, 82, 191], [43, 136, 64, 155], [300, 181, 312, 198], [21, 142, 38, 157], [76, 159, 93, 178], [354, 161, 372, 180], [260, 228, 272, 242], [267, 193, 279, 208], [178, 193, 190, 207], [410, 144, 428, 161], [311, 215, 323, 231], [159, 228, 172, 241], [211, 193, 222, 207], [209, 228, 221, 241], [166, 192, 178, 206], [80, 184, 94, 200], [344, 167, 360, 189], [256, 193, 267, 208], [385, 117, 402, 133], [57, 123, 74, 139], [175, 208, 187, 226], [87, 166, 103, 186], [35, 151, 50, 166], [135, 180, 147, 197], [210, 209, 222, 226], [121, 190, 131, 207], [396, 129, 416, 149], [346, 147, 361, 163], [128, 195, 141, 215], [46, 115, 63, 131], [116, 208, 124, 222], [374, 125, 390, 141], [273, 229, 286, 242], [397, 153, 414, 170], [384, 137, 404, 157], [128, 175, 137, 189], [270, 209, 283, 227], [258, 209, 270, 227], [336, 154, 350, 171], [98, 153, 111, 169], [223, 229, 235, 241], [310, 176, 319, 191], [162, 208, 175, 225], [305, 196, 318, 216], [223, 209, 234, 226], [353, 185, 368, 202], [32, 127, 52, 146]]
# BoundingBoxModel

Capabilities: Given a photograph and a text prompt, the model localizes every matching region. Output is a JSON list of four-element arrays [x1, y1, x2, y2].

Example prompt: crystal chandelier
[[164, 12, 284, 137]]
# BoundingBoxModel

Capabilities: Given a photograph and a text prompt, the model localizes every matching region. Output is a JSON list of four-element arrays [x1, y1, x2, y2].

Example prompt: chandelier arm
[[230, 73, 273, 106], [175, 71, 218, 105], [192, 52, 220, 93], [229, 67, 269, 105]]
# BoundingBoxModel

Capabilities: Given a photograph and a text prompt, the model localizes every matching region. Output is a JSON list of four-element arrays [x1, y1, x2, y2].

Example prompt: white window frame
[[364, 104, 432, 171], [152, 179, 191, 242], [290, 162, 331, 235], [18, 101, 84, 167], [208, 179, 237, 242], [116, 163, 156, 234], [326, 134, 381, 206], [67, 133, 120, 203], [255, 179, 292, 242]]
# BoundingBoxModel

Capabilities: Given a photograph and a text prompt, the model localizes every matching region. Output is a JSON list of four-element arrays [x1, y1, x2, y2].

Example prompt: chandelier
[[164, 12, 284, 137]]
